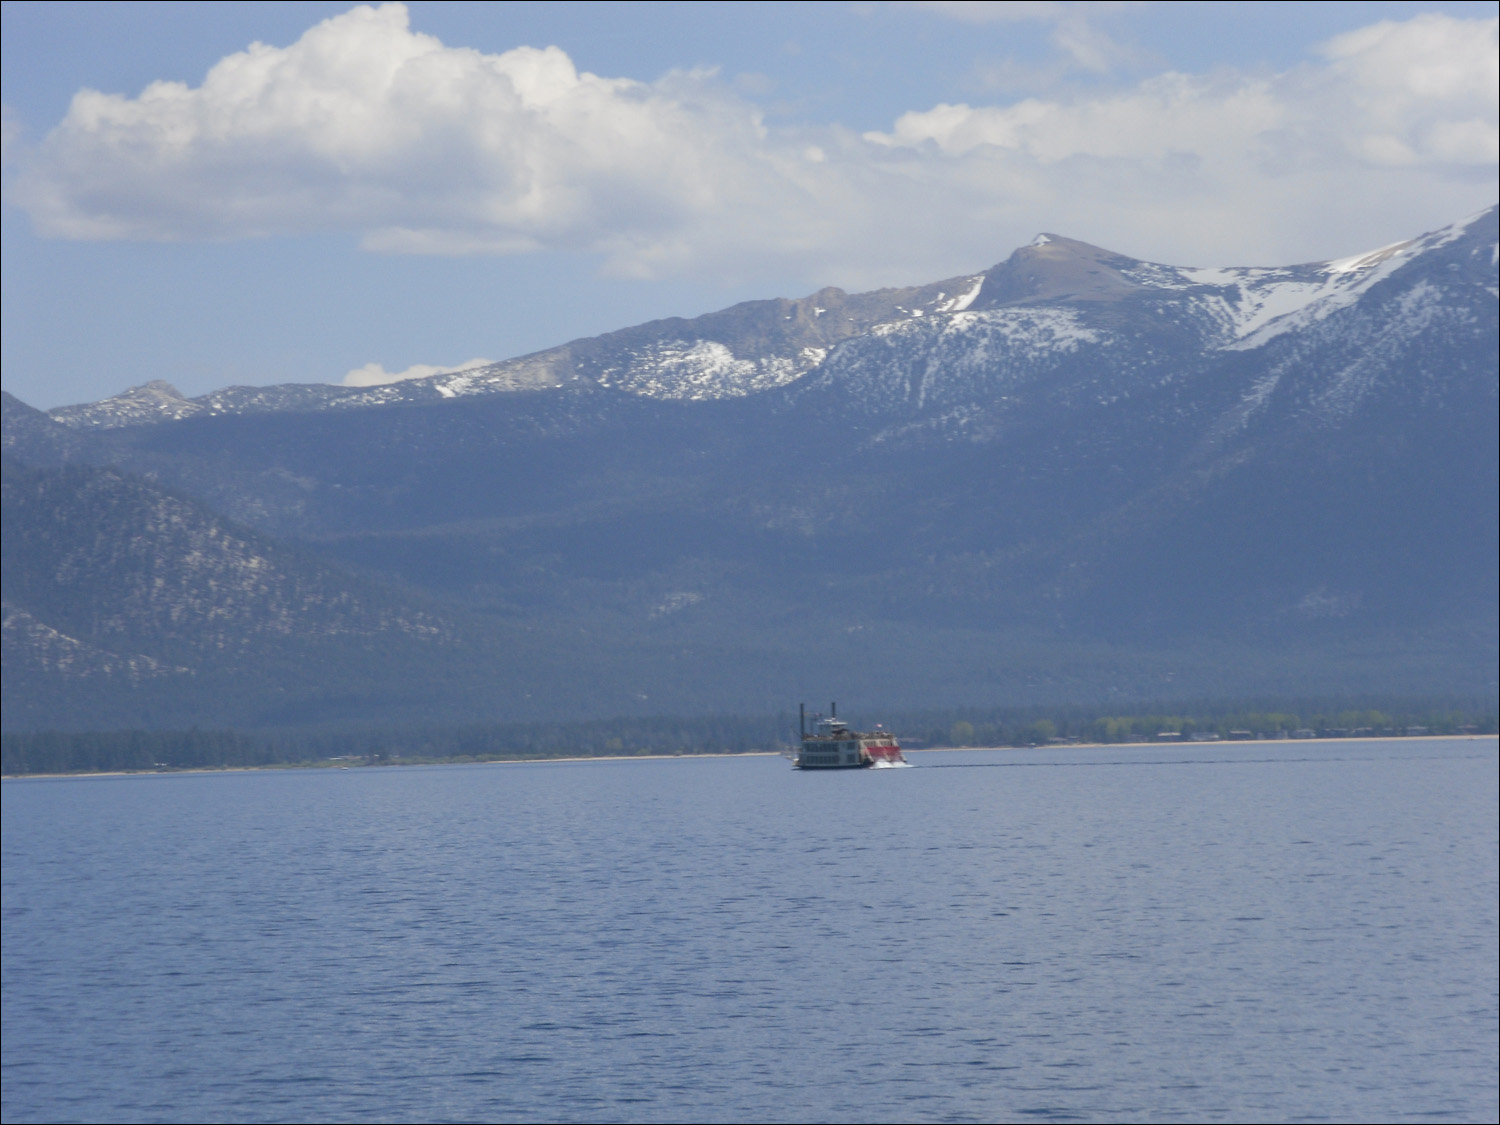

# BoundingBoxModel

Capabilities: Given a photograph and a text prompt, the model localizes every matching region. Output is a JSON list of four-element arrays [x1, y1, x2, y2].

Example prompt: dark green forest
[[4, 697, 1493, 775]]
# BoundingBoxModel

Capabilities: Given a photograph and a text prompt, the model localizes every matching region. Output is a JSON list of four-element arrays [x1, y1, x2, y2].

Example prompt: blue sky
[[3, 1, 1496, 408]]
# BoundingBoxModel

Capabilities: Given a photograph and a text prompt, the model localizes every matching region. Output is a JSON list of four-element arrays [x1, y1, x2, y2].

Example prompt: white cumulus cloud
[[7, 3, 1496, 281], [341, 357, 493, 387], [862, 12, 1497, 264], [11, 5, 779, 258]]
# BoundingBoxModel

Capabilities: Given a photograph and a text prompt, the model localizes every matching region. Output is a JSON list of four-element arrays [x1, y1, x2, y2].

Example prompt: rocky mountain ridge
[[46, 274, 985, 426], [47, 207, 1494, 429], [6, 207, 1496, 729]]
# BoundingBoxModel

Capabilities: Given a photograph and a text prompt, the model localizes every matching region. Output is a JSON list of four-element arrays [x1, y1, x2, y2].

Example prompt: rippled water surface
[[4, 739, 1497, 1123]]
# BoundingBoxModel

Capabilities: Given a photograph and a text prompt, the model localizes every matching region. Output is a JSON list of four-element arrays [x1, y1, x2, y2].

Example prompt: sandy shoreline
[[4, 733, 1492, 781]]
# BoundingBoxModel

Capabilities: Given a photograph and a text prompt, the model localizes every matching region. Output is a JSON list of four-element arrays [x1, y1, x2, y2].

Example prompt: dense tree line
[[1, 728, 277, 774], [4, 697, 1494, 775], [918, 706, 1496, 748]]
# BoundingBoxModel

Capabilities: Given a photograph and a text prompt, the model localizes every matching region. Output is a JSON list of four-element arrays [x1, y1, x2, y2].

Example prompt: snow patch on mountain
[[1212, 256, 1412, 350], [596, 340, 818, 400], [938, 276, 985, 313], [805, 306, 1106, 413], [955, 307, 1100, 348], [1140, 211, 1488, 351]]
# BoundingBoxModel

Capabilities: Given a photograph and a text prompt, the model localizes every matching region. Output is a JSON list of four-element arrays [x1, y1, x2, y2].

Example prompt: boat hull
[[795, 739, 905, 769], [795, 759, 873, 770]]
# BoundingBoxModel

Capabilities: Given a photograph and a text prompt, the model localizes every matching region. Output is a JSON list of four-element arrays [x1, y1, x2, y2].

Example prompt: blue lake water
[[3, 739, 1497, 1123]]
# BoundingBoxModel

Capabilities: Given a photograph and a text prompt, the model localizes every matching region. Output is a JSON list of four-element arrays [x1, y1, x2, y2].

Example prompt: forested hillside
[[5, 209, 1496, 731]]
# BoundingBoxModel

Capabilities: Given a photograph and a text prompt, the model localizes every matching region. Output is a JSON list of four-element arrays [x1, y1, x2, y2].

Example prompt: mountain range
[[4, 206, 1496, 730]]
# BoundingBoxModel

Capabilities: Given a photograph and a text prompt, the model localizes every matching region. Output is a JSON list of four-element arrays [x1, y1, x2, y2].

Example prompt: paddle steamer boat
[[795, 703, 905, 769]]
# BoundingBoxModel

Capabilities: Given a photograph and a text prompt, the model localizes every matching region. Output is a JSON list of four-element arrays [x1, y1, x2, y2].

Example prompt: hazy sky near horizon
[[3, 1, 1496, 409]]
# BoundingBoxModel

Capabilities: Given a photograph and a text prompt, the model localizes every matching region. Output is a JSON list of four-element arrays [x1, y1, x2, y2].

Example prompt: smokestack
[[799, 703, 805, 739]]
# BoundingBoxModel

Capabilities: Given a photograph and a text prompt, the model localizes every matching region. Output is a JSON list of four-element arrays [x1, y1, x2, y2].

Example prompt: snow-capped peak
[[1128, 210, 1492, 350], [40, 208, 1495, 429]]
